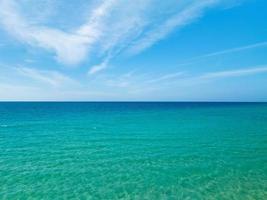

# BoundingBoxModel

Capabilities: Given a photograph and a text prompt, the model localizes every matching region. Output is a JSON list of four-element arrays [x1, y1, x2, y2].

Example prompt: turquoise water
[[0, 102, 267, 199]]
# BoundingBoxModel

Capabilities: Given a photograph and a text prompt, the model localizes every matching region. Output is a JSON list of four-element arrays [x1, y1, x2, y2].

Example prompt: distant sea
[[0, 102, 266, 199]]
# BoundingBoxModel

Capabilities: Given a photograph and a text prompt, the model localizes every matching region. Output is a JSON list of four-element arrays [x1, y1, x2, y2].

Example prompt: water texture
[[0, 102, 266, 199]]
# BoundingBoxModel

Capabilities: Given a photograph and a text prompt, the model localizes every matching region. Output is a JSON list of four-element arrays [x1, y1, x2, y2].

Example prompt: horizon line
[[0, 101, 266, 103]]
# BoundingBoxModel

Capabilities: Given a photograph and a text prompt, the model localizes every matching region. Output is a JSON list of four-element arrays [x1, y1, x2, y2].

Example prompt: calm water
[[0, 102, 267, 199]]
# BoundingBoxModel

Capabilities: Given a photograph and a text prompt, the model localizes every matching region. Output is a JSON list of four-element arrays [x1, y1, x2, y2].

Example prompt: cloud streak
[[0, 0, 113, 65], [0, 0, 222, 72], [145, 72, 185, 83], [129, 65, 267, 89], [88, 55, 112, 75], [16, 67, 78, 87], [127, 0, 220, 55], [189, 41, 267, 61], [199, 65, 267, 79]]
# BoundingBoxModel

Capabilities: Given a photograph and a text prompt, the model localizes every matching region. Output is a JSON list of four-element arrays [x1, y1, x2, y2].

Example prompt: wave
[[0, 124, 8, 127]]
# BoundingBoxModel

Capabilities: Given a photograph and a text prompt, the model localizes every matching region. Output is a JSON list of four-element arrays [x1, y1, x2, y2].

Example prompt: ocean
[[0, 102, 266, 199]]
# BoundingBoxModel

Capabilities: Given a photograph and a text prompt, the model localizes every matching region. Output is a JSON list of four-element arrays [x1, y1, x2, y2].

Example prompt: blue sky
[[0, 0, 266, 101]]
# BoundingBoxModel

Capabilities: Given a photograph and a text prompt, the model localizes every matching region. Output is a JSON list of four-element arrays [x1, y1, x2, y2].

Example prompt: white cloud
[[199, 66, 267, 79], [16, 67, 78, 87], [102, 71, 137, 88], [185, 41, 267, 63], [163, 65, 267, 87], [0, 62, 129, 100], [146, 72, 185, 83], [0, 0, 223, 71], [88, 56, 111, 75], [1, 64, 267, 101], [88, 61, 108, 75], [121, 65, 267, 90], [87, 65, 267, 97], [127, 0, 220, 55], [0, 0, 108, 65]]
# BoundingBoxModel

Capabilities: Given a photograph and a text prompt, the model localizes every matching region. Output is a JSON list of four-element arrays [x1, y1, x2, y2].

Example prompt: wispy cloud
[[175, 41, 267, 67], [166, 65, 267, 87], [199, 65, 267, 79], [88, 65, 267, 96], [0, 0, 223, 72], [103, 71, 139, 88], [138, 65, 267, 89], [190, 41, 267, 61], [90, 0, 222, 73], [16, 67, 78, 87], [88, 55, 112, 75], [143, 65, 267, 100], [0, 0, 110, 65], [127, 0, 220, 55], [145, 72, 185, 83]]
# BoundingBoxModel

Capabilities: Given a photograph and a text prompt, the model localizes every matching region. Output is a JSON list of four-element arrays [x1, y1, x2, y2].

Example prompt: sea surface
[[0, 102, 266, 199]]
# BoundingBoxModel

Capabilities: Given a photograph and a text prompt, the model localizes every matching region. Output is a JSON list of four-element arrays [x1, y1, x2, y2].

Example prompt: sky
[[0, 0, 266, 101]]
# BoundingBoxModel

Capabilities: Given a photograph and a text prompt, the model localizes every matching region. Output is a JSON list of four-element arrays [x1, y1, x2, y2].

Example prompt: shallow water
[[0, 102, 267, 199]]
